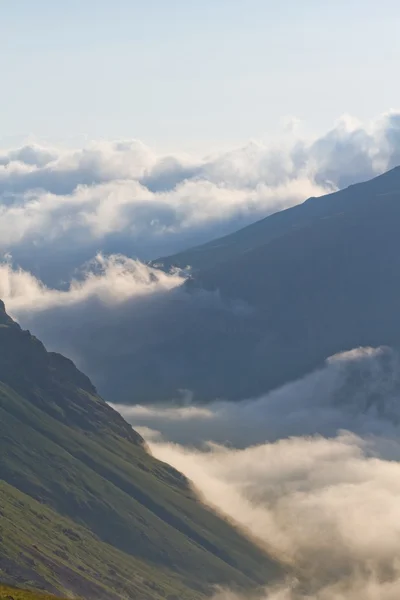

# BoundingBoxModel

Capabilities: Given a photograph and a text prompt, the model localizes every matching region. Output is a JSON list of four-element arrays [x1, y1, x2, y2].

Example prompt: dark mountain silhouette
[[155, 166, 400, 274], [109, 166, 400, 403]]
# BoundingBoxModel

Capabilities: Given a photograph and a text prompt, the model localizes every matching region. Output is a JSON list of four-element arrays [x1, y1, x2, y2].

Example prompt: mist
[[115, 346, 400, 447], [114, 346, 400, 599]]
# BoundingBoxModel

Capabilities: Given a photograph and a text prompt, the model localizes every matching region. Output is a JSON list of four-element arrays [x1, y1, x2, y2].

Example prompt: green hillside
[[0, 584, 69, 600], [0, 302, 280, 599]]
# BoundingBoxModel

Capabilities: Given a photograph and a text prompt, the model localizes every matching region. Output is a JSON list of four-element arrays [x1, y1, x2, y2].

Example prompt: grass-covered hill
[[0, 584, 70, 600], [0, 301, 280, 599]]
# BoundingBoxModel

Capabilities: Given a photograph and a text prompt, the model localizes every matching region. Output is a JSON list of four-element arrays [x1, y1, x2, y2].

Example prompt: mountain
[[154, 166, 400, 273], [0, 303, 280, 599], [107, 165, 400, 403]]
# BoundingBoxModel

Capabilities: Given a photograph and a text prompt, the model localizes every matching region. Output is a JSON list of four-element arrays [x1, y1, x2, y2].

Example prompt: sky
[[2, 0, 400, 152]]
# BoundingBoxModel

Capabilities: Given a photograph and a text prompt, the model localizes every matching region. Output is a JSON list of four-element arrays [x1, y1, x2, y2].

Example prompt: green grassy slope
[[0, 304, 280, 599], [0, 583, 69, 600]]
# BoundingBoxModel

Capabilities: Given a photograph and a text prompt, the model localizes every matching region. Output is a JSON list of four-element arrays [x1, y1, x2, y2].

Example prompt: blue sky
[[2, 0, 400, 151]]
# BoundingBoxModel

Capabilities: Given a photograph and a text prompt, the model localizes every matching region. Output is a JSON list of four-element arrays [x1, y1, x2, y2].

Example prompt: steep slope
[[0, 304, 280, 598], [154, 166, 400, 273], [105, 166, 400, 402]]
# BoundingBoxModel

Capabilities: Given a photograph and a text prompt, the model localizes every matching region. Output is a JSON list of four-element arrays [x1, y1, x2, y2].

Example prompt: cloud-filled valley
[[152, 432, 400, 599], [0, 110, 400, 402], [114, 346, 400, 447], [115, 346, 400, 599], [2, 111, 400, 599]]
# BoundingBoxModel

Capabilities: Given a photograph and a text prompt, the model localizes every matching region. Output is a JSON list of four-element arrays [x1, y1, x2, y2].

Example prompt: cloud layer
[[151, 433, 400, 599], [118, 346, 400, 599], [1, 110, 400, 286], [115, 346, 400, 447]]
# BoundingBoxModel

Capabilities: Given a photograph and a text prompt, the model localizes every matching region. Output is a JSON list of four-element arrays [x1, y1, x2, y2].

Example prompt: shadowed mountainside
[[107, 166, 400, 403], [0, 303, 280, 599]]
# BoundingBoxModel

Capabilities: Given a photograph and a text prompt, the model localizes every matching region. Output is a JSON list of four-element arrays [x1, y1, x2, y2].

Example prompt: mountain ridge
[[153, 166, 400, 273], [93, 165, 400, 403]]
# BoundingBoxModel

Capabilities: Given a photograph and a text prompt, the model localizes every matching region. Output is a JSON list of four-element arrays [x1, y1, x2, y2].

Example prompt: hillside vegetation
[[0, 302, 280, 599], [0, 584, 69, 600]]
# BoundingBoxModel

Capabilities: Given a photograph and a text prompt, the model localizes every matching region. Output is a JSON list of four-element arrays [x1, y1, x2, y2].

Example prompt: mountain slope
[[0, 584, 69, 600], [106, 166, 400, 403], [0, 303, 280, 598], [154, 166, 400, 273]]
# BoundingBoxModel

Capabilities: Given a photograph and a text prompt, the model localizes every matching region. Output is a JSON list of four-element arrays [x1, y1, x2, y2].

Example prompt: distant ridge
[[153, 166, 400, 273], [97, 166, 400, 403]]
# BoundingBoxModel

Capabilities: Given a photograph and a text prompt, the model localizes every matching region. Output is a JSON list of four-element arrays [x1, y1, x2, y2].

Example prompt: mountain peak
[[0, 300, 20, 328]]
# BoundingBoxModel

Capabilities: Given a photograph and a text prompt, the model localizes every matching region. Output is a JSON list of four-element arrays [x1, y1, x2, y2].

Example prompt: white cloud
[[148, 430, 400, 599], [0, 110, 399, 285], [126, 404, 214, 422], [149, 432, 400, 573], [145, 406, 400, 598], [111, 346, 400, 598], [116, 346, 400, 447], [0, 253, 184, 313]]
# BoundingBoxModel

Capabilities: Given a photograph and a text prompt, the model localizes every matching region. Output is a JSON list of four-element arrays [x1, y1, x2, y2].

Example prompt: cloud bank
[[116, 346, 400, 599], [1, 110, 400, 286], [151, 433, 400, 599], [0, 255, 249, 399], [0, 253, 184, 313], [115, 346, 400, 447]]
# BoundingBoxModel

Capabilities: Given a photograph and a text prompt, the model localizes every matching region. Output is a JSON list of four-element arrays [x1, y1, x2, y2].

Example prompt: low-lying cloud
[[0, 253, 184, 312], [0, 255, 249, 399], [1, 110, 400, 285], [150, 433, 400, 599], [115, 346, 400, 599], [116, 346, 400, 447]]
